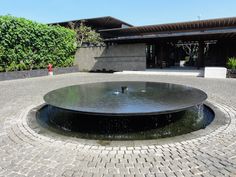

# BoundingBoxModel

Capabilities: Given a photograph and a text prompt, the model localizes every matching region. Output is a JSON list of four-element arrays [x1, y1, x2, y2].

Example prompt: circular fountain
[[36, 82, 213, 140], [44, 82, 207, 115]]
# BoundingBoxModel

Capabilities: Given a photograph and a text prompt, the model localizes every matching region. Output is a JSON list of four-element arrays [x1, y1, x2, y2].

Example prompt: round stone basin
[[44, 82, 207, 116]]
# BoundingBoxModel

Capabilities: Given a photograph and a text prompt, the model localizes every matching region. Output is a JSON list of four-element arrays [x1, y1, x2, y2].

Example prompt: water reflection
[[35, 104, 214, 140], [44, 82, 207, 115]]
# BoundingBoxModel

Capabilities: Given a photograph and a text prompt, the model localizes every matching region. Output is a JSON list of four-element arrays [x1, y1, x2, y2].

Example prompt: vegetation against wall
[[0, 15, 77, 72], [227, 57, 236, 69], [68, 22, 104, 48]]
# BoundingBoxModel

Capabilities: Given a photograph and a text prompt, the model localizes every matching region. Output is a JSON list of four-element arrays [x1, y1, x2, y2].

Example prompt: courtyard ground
[[0, 73, 236, 177]]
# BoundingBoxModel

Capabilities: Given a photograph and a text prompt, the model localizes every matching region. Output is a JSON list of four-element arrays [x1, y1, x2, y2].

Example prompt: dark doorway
[[146, 40, 223, 69], [146, 43, 189, 69], [146, 44, 156, 68]]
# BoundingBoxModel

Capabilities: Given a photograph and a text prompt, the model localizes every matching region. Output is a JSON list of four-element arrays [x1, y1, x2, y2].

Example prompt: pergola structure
[[100, 17, 236, 41]]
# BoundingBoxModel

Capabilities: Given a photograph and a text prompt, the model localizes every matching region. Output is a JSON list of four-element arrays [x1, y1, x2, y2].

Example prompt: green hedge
[[0, 15, 77, 72]]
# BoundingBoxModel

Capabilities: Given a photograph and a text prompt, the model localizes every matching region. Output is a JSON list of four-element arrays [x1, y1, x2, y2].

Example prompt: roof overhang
[[104, 27, 236, 42], [49, 16, 133, 30], [100, 17, 236, 42]]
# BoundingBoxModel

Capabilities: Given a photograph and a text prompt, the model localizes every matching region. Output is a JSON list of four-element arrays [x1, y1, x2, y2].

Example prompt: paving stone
[[0, 73, 236, 176]]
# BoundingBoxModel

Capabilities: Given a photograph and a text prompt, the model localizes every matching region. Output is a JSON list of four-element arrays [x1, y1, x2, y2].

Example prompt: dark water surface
[[44, 82, 207, 115], [35, 104, 214, 140], [38, 82, 212, 140]]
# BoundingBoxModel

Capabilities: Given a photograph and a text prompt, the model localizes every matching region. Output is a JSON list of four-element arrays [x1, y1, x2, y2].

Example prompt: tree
[[68, 22, 104, 48], [176, 41, 211, 58], [176, 41, 199, 60]]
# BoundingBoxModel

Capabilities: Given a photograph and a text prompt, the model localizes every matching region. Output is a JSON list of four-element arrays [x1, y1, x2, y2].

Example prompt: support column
[[159, 45, 164, 68], [197, 41, 204, 69]]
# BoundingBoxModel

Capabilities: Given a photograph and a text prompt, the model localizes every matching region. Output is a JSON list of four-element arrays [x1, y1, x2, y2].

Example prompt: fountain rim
[[26, 101, 229, 146], [43, 81, 208, 116]]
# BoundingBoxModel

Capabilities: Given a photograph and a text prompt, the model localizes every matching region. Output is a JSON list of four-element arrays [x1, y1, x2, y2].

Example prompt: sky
[[0, 0, 236, 26]]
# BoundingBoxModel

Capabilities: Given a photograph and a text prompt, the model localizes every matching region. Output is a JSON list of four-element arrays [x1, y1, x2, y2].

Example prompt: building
[[53, 16, 236, 72]]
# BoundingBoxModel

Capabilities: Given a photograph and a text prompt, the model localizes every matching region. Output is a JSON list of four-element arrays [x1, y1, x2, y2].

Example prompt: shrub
[[227, 57, 236, 69], [68, 22, 104, 47], [0, 15, 77, 72]]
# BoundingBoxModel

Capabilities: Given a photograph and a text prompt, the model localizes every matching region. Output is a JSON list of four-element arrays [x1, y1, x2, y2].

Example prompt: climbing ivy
[[0, 15, 77, 72]]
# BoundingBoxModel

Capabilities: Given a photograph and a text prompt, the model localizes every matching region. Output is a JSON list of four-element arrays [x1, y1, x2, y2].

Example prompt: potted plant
[[227, 57, 236, 78]]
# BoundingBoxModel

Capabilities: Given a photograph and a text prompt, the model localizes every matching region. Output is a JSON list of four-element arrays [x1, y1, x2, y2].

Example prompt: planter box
[[0, 66, 79, 81], [227, 69, 236, 78], [204, 67, 227, 79]]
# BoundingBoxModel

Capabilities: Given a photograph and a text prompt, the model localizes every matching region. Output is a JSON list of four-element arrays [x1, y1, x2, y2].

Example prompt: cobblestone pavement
[[0, 73, 236, 177]]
